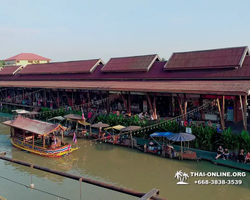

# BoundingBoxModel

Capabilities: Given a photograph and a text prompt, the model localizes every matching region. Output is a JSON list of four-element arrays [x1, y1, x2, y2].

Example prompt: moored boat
[[3, 116, 78, 157]]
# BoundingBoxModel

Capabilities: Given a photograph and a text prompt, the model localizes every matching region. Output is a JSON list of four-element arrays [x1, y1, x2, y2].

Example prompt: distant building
[[4, 53, 51, 66]]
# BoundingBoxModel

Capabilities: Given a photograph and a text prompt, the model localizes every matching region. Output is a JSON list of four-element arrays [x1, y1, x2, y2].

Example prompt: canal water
[[0, 123, 250, 200]]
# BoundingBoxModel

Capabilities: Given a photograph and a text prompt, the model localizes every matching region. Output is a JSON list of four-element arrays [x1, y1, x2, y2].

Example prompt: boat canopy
[[150, 132, 173, 137], [48, 116, 65, 121], [104, 125, 126, 131], [3, 115, 65, 136]]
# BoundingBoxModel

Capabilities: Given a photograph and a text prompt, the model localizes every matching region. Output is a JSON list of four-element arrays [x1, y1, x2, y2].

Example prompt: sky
[[1, 0, 250, 63]]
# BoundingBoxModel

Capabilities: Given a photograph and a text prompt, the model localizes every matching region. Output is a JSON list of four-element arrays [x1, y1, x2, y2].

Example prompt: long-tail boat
[[3, 116, 78, 157]]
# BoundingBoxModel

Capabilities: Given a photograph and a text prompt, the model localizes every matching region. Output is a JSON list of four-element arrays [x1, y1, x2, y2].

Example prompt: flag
[[73, 132, 77, 143], [82, 113, 85, 121]]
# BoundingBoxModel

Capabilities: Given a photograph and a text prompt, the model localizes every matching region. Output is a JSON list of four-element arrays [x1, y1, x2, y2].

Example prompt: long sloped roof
[[101, 54, 159, 72], [0, 65, 22, 75], [5, 53, 51, 61], [19, 59, 104, 75], [3, 115, 63, 135], [165, 46, 249, 70], [0, 80, 249, 95]]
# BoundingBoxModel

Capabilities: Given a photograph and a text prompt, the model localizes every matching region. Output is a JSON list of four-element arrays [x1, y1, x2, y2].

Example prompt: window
[[28, 60, 33, 63], [16, 61, 20, 63]]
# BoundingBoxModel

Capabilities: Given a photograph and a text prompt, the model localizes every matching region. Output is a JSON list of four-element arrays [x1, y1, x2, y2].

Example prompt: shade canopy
[[166, 133, 196, 142], [12, 109, 30, 114], [78, 120, 91, 126], [150, 132, 173, 137], [63, 114, 82, 120], [120, 126, 141, 132], [91, 122, 110, 128], [104, 125, 126, 131], [3, 115, 65, 135], [48, 116, 65, 121]]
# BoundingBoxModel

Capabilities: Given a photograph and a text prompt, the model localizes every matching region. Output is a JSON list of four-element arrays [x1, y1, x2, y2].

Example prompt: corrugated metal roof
[[101, 54, 159, 72], [165, 46, 248, 70], [3, 115, 63, 135], [5, 53, 51, 61], [19, 59, 104, 75], [0, 80, 249, 95], [0, 66, 22, 75]]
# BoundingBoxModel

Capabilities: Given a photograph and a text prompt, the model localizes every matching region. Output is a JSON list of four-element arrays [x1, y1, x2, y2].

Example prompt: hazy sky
[[1, 0, 250, 62]]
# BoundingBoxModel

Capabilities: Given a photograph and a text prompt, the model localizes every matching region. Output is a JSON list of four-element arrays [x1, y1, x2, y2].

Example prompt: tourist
[[138, 112, 144, 120], [223, 148, 230, 160], [244, 152, 250, 164], [237, 149, 245, 163], [215, 146, 224, 159]]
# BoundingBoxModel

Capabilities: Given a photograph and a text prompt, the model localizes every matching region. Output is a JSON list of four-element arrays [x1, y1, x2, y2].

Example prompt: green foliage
[[0, 60, 5, 68], [96, 114, 150, 127], [190, 126, 217, 151]]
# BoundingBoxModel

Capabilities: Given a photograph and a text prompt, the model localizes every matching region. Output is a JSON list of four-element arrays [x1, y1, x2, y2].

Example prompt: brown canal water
[[0, 123, 250, 200]]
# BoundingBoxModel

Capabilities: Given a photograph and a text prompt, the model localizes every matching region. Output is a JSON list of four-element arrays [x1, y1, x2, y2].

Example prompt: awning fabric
[[104, 125, 126, 131], [150, 132, 173, 137]]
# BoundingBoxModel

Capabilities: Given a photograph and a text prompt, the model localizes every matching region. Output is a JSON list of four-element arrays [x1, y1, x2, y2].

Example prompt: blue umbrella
[[166, 133, 196, 160], [166, 133, 196, 142], [150, 132, 173, 137]]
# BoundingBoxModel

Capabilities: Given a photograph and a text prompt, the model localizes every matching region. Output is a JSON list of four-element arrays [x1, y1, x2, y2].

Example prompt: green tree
[[161, 57, 166, 61], [0, 60, 5, 68]]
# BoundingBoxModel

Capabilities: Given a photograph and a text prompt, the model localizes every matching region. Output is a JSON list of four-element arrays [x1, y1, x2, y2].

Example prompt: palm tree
[[182, 172, 189, 182], [174, 170, 183, 181]]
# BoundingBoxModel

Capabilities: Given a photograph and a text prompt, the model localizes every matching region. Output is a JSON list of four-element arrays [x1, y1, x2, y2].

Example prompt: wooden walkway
[[134, 137, 250, 172]]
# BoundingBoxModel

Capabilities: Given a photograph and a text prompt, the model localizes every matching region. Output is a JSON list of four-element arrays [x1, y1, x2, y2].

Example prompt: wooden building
[[0, 46, 250, 131]]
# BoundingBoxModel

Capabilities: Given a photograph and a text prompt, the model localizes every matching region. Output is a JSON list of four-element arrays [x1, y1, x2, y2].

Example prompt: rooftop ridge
[[171, 46, 248, 54]]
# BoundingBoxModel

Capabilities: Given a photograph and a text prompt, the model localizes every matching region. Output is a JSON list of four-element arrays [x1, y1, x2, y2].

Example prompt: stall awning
[[104, 125, 126, 131], [78, 120, 91, 126]]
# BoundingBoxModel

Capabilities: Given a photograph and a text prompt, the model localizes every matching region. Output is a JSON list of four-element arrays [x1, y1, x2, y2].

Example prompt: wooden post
[[72, 90, 74, 107], [128, 92, 131, 115], [61, 130, 64, 143], [32, 133, 34, 149], [169, 94, 173, 117], [184, 94, 187, 120], [239, 95, 246, 131], [146, 93, 155, 120], [217, 98, 225, 130], [222, 95, 225, 130], [121, 92, 128, 112], [177, 94, 184, 119], [44, 89, 46, 107], [234, 96, 237, 123], [153, 93, 157, 119], [43, 136, 45, 149], [32, 89, 34, 105], [22, 88, 24, 101], [241, 95, 248, 131], [244, 95, 248, 131], [88, 91, 90, 108]]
